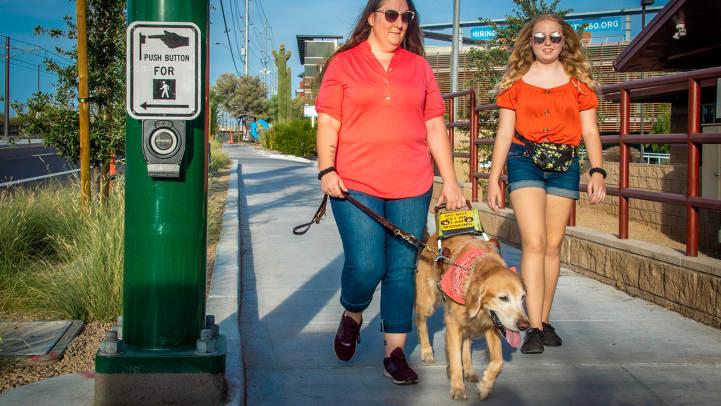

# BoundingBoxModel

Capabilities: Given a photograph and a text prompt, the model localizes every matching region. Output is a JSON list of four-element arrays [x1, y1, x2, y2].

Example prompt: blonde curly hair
[[491, 13, 599, 97]]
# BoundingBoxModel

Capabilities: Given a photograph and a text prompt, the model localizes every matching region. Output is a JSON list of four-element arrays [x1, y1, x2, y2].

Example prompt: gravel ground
[[0, 322, 112, 394], [575, 206, 698, 255]]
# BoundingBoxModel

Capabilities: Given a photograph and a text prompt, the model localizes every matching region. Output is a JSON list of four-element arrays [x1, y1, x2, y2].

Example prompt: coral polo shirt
[[315, 41, 446, 199]]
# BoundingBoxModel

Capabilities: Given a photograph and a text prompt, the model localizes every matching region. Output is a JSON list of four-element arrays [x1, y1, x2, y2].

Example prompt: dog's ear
[[488, 238, 502, 257], [465, 280, 486, 318]]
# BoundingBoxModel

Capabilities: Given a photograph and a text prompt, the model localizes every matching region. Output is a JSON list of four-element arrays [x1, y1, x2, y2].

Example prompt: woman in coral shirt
[[315, 0, 465, 385], [486, 14, 607, 354]]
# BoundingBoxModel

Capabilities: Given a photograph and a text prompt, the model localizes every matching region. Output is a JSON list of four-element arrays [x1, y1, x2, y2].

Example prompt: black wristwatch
[[318, 166, 337, 180], [589, 167, 607, 179]]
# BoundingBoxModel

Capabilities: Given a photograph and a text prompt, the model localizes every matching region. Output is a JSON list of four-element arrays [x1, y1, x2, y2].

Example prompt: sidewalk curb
[[207, 159, 243, 405], [254, 149, 317, 167], [0, 139, 44, 148]]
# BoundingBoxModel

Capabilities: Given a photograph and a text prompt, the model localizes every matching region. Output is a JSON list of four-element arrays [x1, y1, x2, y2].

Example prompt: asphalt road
[[0, 144, 79, 186]]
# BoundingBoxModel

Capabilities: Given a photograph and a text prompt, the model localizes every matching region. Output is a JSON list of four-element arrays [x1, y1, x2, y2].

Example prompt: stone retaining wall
[[431, 177, 721, 329]]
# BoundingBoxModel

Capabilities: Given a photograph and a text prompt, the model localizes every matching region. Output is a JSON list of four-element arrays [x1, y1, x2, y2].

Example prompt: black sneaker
[[542, 322, 562, 347], [334, 312, 362, 361], [383, 347, 418, 385], [521, 328, 545, 354]]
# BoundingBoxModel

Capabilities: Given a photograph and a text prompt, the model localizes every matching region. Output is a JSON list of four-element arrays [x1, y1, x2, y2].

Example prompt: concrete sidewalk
[[229, 144, 721, 406]]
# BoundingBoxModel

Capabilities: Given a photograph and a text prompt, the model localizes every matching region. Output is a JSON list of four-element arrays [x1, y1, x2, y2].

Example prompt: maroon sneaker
[[383, 347, 418, 385], [334, 312, 362, 361]]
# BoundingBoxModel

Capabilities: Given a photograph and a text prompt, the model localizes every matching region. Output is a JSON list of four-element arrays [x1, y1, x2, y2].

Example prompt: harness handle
[[433, 200, 473, 214]]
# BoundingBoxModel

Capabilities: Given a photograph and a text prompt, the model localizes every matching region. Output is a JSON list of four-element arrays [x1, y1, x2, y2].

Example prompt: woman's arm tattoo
[[330, 143, 336, 162]]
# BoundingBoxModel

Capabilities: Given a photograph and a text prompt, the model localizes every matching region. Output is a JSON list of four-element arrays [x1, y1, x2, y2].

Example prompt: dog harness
[[439, 249, 486, 305]]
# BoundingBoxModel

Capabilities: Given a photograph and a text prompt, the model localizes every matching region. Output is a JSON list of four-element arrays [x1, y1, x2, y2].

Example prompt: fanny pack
[[515, 131, 575, 172]]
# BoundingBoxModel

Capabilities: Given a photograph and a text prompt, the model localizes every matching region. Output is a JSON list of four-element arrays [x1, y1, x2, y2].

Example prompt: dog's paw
[[464, 371, 479, 383], [421, 349, 436, 363], [450, 387, 469, 401], [477, 381, 493, 400]]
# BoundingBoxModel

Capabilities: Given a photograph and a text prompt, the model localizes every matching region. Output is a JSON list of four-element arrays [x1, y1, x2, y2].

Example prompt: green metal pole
[[124, 0, 209, 349]]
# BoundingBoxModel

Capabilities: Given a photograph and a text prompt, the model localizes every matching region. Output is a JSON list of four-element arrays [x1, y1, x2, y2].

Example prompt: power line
[[229, 0, 246, 68], [218, 0, 241, 76], [0, 34, 74, 65]]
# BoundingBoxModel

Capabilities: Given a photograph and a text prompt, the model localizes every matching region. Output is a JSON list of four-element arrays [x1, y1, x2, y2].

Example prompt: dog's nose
[[517, 319, 530, 331]]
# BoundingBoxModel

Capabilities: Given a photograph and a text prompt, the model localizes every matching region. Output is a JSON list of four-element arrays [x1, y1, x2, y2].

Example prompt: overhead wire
[[229, 0, 246, 69], [219, 0, 241, 76], [0, 34, 75, 65]]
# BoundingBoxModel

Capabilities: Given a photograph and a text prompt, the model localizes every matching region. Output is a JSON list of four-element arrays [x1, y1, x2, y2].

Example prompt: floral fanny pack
[[515, 131, 575, 172]]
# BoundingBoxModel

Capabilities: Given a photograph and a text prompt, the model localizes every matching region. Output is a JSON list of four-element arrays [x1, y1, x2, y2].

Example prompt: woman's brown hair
[[491, 13, 599, 96], [316, 0, 424, 86]]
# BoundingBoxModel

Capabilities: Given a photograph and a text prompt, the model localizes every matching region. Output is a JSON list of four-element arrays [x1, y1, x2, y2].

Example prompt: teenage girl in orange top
[[486, 14, 607, 354]]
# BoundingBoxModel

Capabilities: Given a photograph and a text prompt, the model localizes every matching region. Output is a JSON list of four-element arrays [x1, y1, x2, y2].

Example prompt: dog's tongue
[[506, 330, 521, 347]]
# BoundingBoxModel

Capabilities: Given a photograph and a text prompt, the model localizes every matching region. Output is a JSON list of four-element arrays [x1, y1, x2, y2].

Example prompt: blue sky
[[0, 0, 669, 115]]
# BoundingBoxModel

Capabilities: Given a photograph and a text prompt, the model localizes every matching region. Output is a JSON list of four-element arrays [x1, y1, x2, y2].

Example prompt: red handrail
[[442, 67, 721, 257]]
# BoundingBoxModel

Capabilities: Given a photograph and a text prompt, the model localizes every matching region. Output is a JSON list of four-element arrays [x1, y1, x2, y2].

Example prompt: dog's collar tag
[[439, 249, 486, 305]]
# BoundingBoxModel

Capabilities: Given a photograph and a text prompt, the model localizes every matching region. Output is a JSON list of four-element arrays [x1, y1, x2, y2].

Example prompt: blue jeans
[[330, 186, 432, 334], [506, 143, 581, 199]]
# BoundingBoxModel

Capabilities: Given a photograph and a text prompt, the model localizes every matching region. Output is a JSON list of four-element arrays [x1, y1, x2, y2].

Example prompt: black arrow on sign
[[141, 102, 190, 110]]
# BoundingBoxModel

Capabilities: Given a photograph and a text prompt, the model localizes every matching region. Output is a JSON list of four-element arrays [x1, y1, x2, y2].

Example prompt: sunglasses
[[375, 9, 416, 24], [532, 32, 564, 45]]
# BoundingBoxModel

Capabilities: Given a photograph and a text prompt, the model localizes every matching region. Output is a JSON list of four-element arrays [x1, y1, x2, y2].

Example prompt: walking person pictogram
[[153, 79, 176, 100], [160, 81, 170, 98]]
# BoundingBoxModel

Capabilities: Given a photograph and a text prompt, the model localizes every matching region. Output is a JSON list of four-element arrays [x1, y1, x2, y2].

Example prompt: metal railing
[[441, 65, 721, 257], [642, 152, 671, 164]]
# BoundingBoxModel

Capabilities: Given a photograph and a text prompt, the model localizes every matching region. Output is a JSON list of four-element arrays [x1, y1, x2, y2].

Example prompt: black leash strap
[[292, 192, 422, 248], [292, 194, 328, 235], [294, 192, 480, 270]]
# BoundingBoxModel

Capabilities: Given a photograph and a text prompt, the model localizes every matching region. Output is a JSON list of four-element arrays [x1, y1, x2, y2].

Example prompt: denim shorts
[[506, 142, 580, 200]]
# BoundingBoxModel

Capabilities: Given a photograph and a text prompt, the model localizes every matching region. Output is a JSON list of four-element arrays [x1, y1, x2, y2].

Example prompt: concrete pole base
[[94, 372, 226, 406]]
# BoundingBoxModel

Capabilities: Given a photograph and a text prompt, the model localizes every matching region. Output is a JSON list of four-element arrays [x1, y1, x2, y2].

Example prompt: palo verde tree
[[213, 73, 268, 122], [13, 0, 127, 202]]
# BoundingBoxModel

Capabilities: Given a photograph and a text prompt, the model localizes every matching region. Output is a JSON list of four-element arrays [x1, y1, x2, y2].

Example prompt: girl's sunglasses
[[532, 32, 564, 45], [375, 9, 416, 24]]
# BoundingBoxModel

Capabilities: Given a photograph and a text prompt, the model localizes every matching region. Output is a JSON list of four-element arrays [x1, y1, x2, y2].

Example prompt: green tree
[[209, 88, 223, 136], [12, 0, 126, 199], [647, 103, 671, 154], [213, 73, 268, 120], [260, 94, 278, 123]]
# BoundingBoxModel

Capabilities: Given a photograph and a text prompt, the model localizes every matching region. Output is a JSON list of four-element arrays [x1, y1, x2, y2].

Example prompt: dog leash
[[293, 192, 471, 270]]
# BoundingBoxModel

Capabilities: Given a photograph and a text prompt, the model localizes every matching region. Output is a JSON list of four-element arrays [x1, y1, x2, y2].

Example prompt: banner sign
[[470, 16, 623, 41]]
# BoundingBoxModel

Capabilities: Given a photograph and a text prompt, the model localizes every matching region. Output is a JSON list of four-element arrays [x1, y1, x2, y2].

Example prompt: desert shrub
[[273, 119, 317, 157], [260, 127, 274, 150]]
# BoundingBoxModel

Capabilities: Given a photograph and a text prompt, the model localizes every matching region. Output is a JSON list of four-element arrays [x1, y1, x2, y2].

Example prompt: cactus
[[292, 94, 305, 120], [272, 44, 291, 123], [285, 66, 293, 122]]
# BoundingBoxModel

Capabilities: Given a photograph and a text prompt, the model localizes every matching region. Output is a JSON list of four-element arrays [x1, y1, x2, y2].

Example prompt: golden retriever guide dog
[[415, 233, 529, 401]]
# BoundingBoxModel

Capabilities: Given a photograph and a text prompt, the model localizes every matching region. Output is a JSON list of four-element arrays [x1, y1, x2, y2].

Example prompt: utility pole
[[244, 0, 249, 76], [4, 37, 9, 141], [95, 1, 225, 404], [264, 19, 268, 89], [76, 0, 91, 209], [450, 0, 460, 121]]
